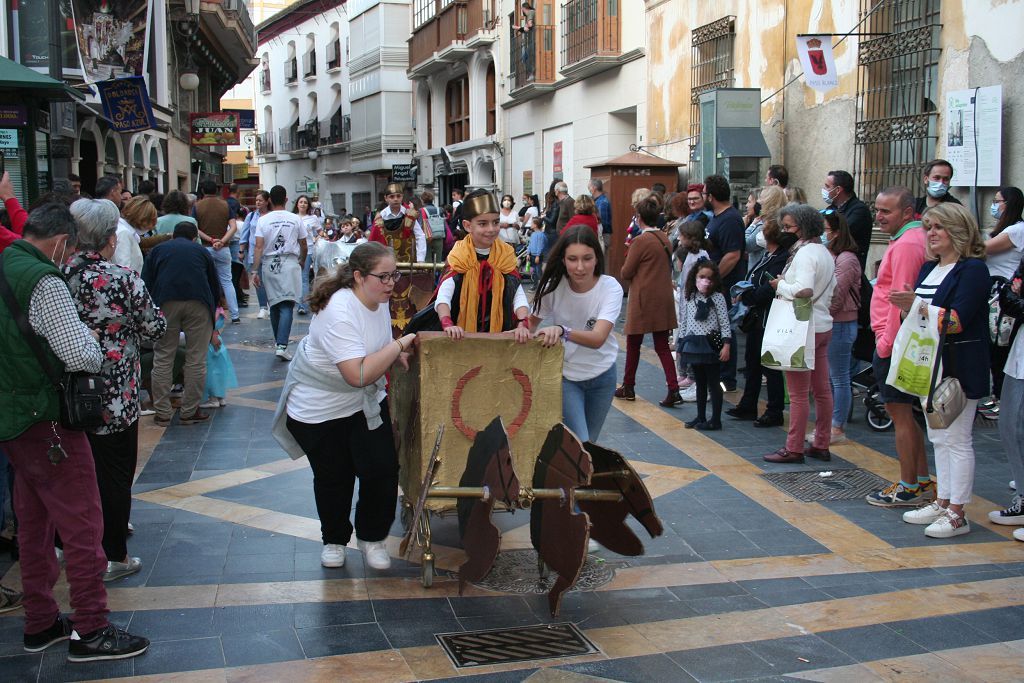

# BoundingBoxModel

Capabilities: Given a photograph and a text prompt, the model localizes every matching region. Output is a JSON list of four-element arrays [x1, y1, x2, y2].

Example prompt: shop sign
[[190, 112, 240, 146], [523, 170, 533, 195], [0, 106, 28, 127], [96, 76, 157, 133], [553, 141, 563, 174], [391, 164, 414, 182], [0, 129, 19, 149]]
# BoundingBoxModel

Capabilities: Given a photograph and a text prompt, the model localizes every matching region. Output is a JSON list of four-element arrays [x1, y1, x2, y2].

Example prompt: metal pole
[[426, 486, 623, 503]]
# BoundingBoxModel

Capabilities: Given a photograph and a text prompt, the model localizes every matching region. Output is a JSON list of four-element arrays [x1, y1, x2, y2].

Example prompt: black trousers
[[86, 421, 139, 562], [286, 400, 399, 545], [694, 362, 723, 422], [737, 325, 785, 418]]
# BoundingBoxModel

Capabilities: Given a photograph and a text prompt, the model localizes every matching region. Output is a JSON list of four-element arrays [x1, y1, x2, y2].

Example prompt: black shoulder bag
[[0, 261, 105, 431]]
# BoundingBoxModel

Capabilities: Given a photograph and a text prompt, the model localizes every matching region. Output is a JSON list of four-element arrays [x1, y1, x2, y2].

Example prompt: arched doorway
[[79, 131, 99, 195]]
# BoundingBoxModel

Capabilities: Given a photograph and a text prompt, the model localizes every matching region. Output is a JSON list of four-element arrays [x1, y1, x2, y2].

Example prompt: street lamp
[[177, 0, 201, 91]]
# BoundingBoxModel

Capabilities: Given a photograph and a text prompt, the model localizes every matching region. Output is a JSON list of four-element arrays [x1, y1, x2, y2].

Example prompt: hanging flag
[[96, 76, 156, 133], [795, 35, 839, 93]]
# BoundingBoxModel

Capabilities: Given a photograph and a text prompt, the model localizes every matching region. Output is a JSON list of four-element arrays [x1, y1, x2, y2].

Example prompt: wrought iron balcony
[[278, 125, 300, 153], [319, 112, 352, 146], [255, 131, 275, 156], [560, 0, 621, 73], [508, 12, 555, 94]]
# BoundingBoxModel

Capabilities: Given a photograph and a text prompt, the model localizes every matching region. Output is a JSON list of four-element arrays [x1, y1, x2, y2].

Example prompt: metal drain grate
[[436, 622, 600, 668], [458, 548, 615, 594], [761, 468, 892, 502]]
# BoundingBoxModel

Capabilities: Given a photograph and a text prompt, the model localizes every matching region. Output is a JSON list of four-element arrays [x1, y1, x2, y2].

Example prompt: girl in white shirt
[[531, 225, 623, 443], [293, 195, 322, 314], [499, 194, 521, 245]]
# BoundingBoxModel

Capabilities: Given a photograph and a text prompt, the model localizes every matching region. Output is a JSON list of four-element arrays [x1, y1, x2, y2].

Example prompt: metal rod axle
[[426, 486, 623, 502]]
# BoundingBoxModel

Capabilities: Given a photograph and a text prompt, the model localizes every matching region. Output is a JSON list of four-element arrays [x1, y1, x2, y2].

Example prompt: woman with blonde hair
[[889, 202, 989, 538], [114, 195, 156, 272]]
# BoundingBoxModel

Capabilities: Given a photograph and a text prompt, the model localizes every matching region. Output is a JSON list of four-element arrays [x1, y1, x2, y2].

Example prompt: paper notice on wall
[[795, 35, 838, 93], [946, 86, 1002, 188]]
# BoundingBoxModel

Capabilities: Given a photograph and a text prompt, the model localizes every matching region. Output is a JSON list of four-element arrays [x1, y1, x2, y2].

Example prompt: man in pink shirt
[[866, 186, 932, 507]]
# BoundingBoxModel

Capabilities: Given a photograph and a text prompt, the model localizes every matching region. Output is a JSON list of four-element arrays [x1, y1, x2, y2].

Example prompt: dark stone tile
[[737, 577, 812, 593], [821, 583, 895, 600], [668, 582, 749, 600], [379, 616, 462, 649], [619, 600, 700, 624], [39, 647, 134, 681], [743, 634, 856, 674], [133, 636, 225, 676], [296, 622, 390, 658], [292, 601, 376, 629], [682, 595, 768, 616], [447, 596, 534, 619], [222, 553, 293, 575], [803, 572, 882, 589], [747, 588, 830, 607], [557, 653, 696, 683], [144, 573, 223, 587], [126, 607, 217, 641], [952, 606, 1024, 642], [0, 653, 42, 681], [372, 597, 454, 622], [148, 552, 226, 578], [217, 571, 296, 584], [426, 670, 537, 683], [456, 614, 546, 632], [668, 642, 778, 681], [212, 604, 295, 634], [882, 615, 995, 651], [817, 624, 928, 662], [221, 628, 304, 667]]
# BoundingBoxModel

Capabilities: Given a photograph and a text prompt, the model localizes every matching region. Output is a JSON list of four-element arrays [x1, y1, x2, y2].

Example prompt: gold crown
[[806, 37, 822, 49], [462, 192, 499, 220], [385, 183, 404, 196]]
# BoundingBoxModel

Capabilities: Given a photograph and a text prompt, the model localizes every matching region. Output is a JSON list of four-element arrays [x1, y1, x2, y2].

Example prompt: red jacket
[[0, 197, 28, 253], [561, 213, 600, 238]]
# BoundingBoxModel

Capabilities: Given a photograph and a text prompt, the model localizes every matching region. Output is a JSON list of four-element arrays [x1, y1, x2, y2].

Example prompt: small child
[[201, 303, 238, 408], [526, 217, 546, 287], [677, 261, 731, 430], [674, 220, 710, 387]]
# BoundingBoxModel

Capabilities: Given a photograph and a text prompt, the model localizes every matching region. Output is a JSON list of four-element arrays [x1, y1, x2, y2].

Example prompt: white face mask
[[755, 230, 767, 249], [926, 180, 949, 198], [50, 237, 67, 266]]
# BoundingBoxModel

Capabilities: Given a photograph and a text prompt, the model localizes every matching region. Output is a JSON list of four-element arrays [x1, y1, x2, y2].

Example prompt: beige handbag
[[925, 307, 967, 430]]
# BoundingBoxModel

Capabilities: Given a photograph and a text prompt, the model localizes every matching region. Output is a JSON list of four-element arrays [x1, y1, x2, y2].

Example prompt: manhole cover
[[458, 548, 615, 594], [436, 622, 599, 668], [761, 468, 891, 502]]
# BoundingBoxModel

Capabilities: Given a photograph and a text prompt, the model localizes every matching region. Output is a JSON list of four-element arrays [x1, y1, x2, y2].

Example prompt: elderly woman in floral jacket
[[65, 199, 166, 582]]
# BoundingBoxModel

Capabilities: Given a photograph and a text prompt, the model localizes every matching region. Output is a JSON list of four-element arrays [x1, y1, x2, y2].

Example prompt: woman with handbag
[[762, 204, 836, 464], [728, 219, 796, 426], [821, 210, 862, 445], [890, 203, 990, 538], [66, 199, 167, 581]]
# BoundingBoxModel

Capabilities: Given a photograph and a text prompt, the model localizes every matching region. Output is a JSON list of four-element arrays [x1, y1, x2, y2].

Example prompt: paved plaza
[[1, 307, 1023, 682]]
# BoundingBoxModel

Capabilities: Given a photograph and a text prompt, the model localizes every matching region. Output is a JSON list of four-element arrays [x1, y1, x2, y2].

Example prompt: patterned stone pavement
[[1, 303, 1023, 682]]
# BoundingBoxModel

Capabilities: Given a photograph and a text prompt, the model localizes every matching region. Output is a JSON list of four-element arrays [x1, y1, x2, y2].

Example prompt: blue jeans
[[829, 320, 858, 428], [207, 245, 239, 319], [270, 301, 294, 347], [562, 363, 617, 443]]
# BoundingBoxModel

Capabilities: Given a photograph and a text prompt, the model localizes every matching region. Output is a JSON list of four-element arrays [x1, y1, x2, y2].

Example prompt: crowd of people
[[0, 155, 1022, 666]]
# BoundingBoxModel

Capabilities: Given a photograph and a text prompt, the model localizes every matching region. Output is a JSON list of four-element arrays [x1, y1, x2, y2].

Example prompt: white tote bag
[[885, 301, 942, 398], [760, 296, 816, 371]]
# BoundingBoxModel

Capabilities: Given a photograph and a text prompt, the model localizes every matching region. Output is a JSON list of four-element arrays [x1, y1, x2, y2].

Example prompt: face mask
[[697, 277, 712, 294], [821, 232, 830, 247], [927, 180, 948, 198], [502, 201, 512, 208], [777, 232, 799, 250], [50, 238, 67, 266], [821, 187, 835, 204], [755, 230, 767, 249], [991, 203, 1003, 219]]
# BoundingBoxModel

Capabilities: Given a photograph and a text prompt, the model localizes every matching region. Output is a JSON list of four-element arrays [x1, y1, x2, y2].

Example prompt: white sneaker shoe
[[357, 539, 391, 569], [320, 544, 346, 568], [924, 509, 970, 538], [903, 501, 945, 525], [275, 345, 292, 361], [680, 385, 698, 402], [199, 398, 222, 409], [1014, 527, 1024, 542], [257, 307, 269, 320]]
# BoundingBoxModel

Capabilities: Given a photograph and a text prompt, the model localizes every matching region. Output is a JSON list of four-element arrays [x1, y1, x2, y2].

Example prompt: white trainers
[[1014, 528, 1023, 542], [275, 345, 292, 361], [680, 385, 698, 402], [924, 509, 970, 538], [320, 544, 346, 568], [256, 307, 269, 319], [357, 539, 391, 569], [199, 398, 222, 409], [903, 501, 945, 525]]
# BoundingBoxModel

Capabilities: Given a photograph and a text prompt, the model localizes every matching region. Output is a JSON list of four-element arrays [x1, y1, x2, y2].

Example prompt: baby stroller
[[853, 366, 895, 432]]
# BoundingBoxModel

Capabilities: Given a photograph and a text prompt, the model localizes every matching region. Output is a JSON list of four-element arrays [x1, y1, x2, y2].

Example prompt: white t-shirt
[[301, 214, 323, 247], [986, 221, 1024, 280], [257, 210, 307, 257], [287, 288, 392, 423], [523, 206, 540, 226], [535, 275, 623, 381]]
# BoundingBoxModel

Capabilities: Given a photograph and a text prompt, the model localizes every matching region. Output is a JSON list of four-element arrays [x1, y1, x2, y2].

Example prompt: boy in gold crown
[[407, 189, 530, 341], [368, 183, 426, 263]]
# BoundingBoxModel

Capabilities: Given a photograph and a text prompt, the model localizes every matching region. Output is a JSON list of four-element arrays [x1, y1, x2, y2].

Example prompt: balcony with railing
[[560, 0, 621, 77], [296, 119, 319, 150], [409, 0, 496, 75], [285, 58, 298, 85], [259, 68, 271, 93], [326, 39, 342, 70], [255, 131, 275, 156], [319, 112, 352, 146], [508, 13, 555, 97], [278, 124, 300, 154]]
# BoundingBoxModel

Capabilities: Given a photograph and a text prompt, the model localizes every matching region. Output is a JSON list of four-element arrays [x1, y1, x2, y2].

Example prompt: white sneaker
[[320, 544, 346, 568], [257, 307, 269, 319], [275, 345, 292, 361], [199, 398, 222, 409], [1012, 480, 1017, 491], [1014, 527, 1024, 542], [924, 509, 970, 538], [680, 385, 698, 402], [587, 539, 600, 553], [903, 501, 945, 525], [139, 408, 155, 417], [357, 539, 391, 569]]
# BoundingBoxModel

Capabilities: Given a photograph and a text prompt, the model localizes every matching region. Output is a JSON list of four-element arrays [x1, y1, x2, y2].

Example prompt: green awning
[[0, 55, 85, 102]]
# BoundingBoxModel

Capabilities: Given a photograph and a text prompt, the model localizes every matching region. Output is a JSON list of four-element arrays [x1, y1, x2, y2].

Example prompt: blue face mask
[[821, 232, 830, 247], [991, 203, 1003, 219], [927, 180, 949, 198]]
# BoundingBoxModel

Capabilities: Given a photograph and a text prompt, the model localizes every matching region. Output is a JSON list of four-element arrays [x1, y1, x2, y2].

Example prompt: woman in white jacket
[[763, 203, 837, 464]]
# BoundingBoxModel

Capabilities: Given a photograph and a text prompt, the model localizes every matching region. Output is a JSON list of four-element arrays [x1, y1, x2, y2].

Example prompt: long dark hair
[[823, 210, 859, 256], [531, 226, 604, 315], [292, 194, 311, 215], [994, 186, 1024, 236], [308, 242, 393, 313], [684, 259, 722, 301]]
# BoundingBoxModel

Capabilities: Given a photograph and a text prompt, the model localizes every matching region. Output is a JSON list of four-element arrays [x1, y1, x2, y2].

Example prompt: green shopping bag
[[885, 306, 941, 398]]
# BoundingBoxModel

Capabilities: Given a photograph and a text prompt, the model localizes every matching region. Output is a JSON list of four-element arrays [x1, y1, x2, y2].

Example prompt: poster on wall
[[523, 170, 533, 196], [70, 0, 152, 83], [946, 86, 1002, 188], [795, 35, 838, 93]]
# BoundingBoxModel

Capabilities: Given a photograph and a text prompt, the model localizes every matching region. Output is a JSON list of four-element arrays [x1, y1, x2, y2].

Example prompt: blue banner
[[96, 76, 157, 133], [232, 109, 256, 130]]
